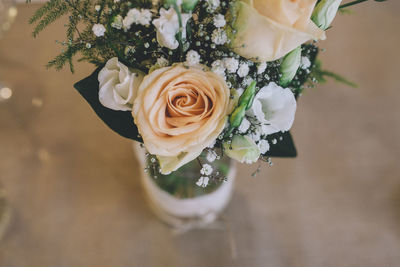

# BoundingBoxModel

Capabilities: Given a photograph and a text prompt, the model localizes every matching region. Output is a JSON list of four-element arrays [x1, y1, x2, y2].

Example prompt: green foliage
[[28, 0, 152, 73], [309, 60, 357, 88]]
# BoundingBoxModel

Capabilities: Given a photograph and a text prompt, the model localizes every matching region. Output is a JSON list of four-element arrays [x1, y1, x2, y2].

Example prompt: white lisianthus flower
[[213, 14, 226, 28], [98, 57, 144, 111], [153, 8, 191, 50], [311, 0, 342, 30], [185, 50, 201, 66], [223, 135, 260, 164], [247, 82, 297, 135], [92, 24, 106, 37], [223, 57, 239, 73]]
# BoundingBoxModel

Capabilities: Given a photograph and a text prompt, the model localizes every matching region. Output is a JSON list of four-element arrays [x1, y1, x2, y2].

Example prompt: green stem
[[339, 0, 368, 9], [173, 3, 184, 57]]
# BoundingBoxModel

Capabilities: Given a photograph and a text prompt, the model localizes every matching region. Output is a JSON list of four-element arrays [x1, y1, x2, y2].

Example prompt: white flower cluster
[[213, 14, 226, 28], [196, 163, 214, 187], [211, 28, 227, 45], [206, 0, 220, 12], [92, 24, 106, 37], [123, 8, 152, 29], [211, 58, 250, 80], [185, 50, 201, 66]]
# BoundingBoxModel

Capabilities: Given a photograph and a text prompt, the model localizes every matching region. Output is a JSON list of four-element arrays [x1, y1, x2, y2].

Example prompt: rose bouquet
[[28, 0, 385, 224]]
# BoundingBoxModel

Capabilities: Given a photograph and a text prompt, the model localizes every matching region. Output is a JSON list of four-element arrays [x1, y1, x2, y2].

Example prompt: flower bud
[[224, 81, 257, 137], [239, 80, 256, 110], [279, 46, 301, 87], [223, 135, 260, 164], [311, 0, 342, 30], [229, 104, 246, 129]]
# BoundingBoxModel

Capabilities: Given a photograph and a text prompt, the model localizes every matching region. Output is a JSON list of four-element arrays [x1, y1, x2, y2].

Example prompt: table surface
[[1, 3, 400, 267]]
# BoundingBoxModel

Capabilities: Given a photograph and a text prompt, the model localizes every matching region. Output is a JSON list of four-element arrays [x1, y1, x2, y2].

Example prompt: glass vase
[[133, 142, 236, 228]]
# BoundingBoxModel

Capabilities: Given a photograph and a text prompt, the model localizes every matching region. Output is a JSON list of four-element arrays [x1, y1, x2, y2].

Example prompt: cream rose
[[227, 0, 326, 62], [132, 64, 231, 174]]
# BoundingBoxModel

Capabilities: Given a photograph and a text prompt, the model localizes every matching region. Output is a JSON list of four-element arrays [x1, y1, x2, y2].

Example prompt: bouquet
[[28, 0, 385, 188]]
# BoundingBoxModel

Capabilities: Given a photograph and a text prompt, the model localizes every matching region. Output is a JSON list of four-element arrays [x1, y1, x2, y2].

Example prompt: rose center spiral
[[165, 85, 213, 127]]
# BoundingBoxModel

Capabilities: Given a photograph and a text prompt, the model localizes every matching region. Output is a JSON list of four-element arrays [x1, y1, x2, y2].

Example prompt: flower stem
[[173, 3, 184, 57], [339, 0, 368, 9]]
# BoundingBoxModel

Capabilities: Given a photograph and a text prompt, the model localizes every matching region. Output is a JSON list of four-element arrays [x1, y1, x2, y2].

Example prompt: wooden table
[[1, 3, 400, 267]]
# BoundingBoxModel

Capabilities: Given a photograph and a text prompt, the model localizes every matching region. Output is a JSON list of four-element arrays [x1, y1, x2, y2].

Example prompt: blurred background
[[0, 1, 400, 267]]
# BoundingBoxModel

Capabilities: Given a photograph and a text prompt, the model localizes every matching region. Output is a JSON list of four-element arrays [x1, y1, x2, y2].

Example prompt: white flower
[[124, 46, 135, 55], [211, 28, 227, 45], [206, 0, 220, 11], [111, 15, 123, 29], [300, 56, 311, 69], [223, 57, 239, 73], [238, 117, 250, 133], [123, 9, 140, 29], [138, 9, 152, 26], [223, 135, 260, 164], [208, 139, 216, 148], [243, 77, 253, 87], [92, 24, 106, 37], [200, 164, 213, 176], [156, 57, 169, 67], [185, 50, 201, 66], [153, 8, 191, 50], [213, 14, 226, 28], [206, 151, 217, 162], [249, 127, 261, 142], [196, 176, 209, 187], [247, 82, 297, 135], [123, 8, 152, 29], [95, 5, 101, 11], [257, 62, 267, 74], [98, 57, 144, 111], [236, 87, 244, 96], [211, 60, 226, 77], [258, 139, 270, 154], [237, 62, 249, 78]]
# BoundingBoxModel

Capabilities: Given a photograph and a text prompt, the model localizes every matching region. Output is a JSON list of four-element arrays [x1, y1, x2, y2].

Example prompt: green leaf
[[73, 68, 142, 142]]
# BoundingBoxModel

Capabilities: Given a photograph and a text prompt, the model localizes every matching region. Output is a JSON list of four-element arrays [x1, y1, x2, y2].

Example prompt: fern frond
[[32, 2, 69, 38]]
